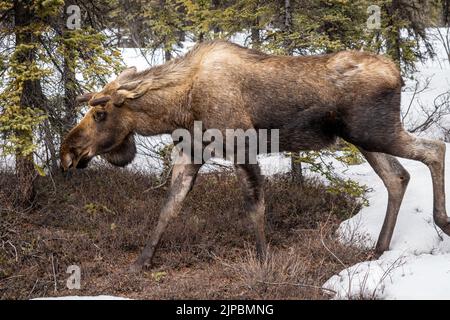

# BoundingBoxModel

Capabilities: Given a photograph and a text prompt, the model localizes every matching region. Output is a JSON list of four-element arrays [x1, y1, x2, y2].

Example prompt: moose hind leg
[[358, 149, 410, 254], [130, 155, 201, 272], [235, 164, 267, 260], [389, 133, 450, 235]]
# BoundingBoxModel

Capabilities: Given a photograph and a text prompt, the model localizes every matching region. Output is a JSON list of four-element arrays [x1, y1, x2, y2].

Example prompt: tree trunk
[[36, 0, 77, 174], [15, 157, 36, 207], [13, 0, 38, 206], [62, 48, 78, 132], [42, 119, 59, 171], [291, 154, 303, 185], [444, 0, 450, 25], [251, 25, 260, 49], [282, 0, 293, 55], [384, 0, 405, 65], [251, 2, 261, 49], [165, 49, 172, 62], [281, 0, 301, 184]]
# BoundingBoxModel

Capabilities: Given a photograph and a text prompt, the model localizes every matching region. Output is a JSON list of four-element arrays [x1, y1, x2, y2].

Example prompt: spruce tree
[[0, 0, 121, 205]]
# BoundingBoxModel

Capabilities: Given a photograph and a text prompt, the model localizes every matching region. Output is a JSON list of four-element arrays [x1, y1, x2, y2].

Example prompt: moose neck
[[120, 47, 206, 137], [128, 82, 195, 137]]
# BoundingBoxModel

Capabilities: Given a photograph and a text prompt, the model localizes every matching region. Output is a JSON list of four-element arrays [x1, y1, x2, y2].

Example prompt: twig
[[51, 254, 57, 293], [319, 207, 356, 297], [319, 209, 347, 270], [402, 80, 419, 123], [6, 240, 17, 262], [144, 166, 173, 192], [0, 275, 24, 284], [432, 220, 444, 241], [370, 254, 406, 299], [28, 279, 39, 297]]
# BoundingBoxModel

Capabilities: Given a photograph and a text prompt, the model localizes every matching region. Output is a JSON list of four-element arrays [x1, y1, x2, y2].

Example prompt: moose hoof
[[435, 214, 450, 236], [374, 242, 388, 257], [369, 249, 383, 260]]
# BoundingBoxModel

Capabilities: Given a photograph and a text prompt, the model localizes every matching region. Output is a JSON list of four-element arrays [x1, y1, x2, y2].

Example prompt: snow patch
[[323, 146, 450, 299]]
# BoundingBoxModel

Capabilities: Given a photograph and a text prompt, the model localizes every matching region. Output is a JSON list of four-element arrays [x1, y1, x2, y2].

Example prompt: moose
[[60, 40, 449, 272]]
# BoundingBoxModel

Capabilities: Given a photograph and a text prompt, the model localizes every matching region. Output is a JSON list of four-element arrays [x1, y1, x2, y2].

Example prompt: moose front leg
[[235, 164, 267, 260], [130, 156, 201, 272]]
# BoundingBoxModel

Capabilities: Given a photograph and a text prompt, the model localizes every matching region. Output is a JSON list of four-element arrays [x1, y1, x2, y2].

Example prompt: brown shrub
[[0, 166, 369, 299]]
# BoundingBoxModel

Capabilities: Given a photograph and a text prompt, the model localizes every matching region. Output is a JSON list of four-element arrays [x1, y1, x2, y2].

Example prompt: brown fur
[[60, 40, 449, 271]]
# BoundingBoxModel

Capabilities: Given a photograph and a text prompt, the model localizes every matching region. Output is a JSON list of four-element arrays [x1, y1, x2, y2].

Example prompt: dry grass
[[0, 166, 371, 299]]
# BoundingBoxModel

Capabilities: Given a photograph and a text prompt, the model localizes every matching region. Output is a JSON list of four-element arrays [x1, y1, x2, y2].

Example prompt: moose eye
[[93, 111, 107, 122]]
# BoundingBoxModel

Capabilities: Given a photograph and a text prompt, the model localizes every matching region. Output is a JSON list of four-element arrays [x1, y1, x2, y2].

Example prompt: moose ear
[[112, 79, 151, 107], [112, 92, 126, 107], [117, 80, 143, 91], [111, 89, 145, 107], [116, 66, 137, 82], [76, 93, 94, 104]]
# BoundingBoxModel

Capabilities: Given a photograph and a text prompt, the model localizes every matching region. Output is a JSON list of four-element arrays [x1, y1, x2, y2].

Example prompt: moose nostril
[[61, 153, 74, 171]]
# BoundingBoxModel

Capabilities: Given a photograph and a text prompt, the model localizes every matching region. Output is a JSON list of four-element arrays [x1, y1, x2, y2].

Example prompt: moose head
[[60, 67, 152, 171]]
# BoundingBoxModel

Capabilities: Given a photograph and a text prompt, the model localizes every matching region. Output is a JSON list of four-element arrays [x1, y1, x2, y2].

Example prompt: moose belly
[[256, 106, 340, 153]]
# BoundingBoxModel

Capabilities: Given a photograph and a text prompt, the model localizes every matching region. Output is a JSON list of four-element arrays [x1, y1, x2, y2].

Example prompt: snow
[[322, 29, 450, 300], [335, 156, 442, 255], [401, 28, 450, 139], [322, 149, 450, 299], [324, 251, 450, 299]]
